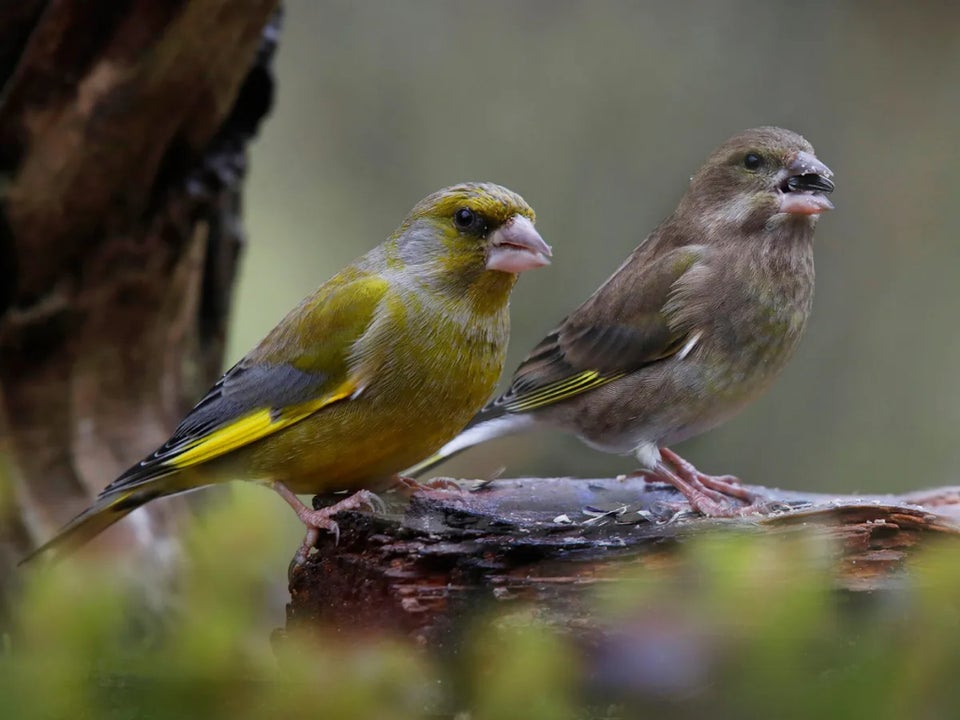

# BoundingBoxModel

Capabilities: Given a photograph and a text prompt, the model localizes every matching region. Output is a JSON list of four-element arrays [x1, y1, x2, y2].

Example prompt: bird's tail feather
[[19, 485, 161, 566], [404, 408, 534, 478]]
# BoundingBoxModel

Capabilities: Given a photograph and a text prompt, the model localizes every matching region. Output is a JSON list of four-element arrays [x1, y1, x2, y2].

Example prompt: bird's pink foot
[[272, 482, 384, 566], [660, 448, 755, 503], [654, 448, 764, 518], [390, 474, 465, 496]]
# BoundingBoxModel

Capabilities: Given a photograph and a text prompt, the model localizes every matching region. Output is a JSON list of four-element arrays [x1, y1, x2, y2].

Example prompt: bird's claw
[[390, 475, 465, 496], [279, 487, 386, 573], [652, 447, 780, 518], [354, 489, 387, 515]]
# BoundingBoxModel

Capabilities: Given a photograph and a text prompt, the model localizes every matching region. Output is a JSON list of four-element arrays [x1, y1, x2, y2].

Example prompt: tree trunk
[[0, 1, 281, 582]]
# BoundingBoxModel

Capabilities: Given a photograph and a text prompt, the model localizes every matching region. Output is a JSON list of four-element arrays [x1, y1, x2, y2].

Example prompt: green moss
[[6, 495, 960, 719]]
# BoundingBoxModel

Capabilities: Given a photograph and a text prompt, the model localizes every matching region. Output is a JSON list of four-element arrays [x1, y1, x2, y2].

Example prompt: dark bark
[[287, 478, 960, 646], [0, 1, 281, 578]]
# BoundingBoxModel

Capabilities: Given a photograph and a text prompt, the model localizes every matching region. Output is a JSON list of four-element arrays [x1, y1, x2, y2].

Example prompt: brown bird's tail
[[19, 485, 160, 566]]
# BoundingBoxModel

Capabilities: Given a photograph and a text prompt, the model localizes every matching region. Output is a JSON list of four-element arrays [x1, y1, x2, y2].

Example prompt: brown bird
[[407, 127, 834, 516]]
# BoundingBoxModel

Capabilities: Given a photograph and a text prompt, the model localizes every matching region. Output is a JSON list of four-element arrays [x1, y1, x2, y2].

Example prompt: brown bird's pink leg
[[660, 448, 755, 503], [654, 448, 759, 517], [272, 482, 384, 564]]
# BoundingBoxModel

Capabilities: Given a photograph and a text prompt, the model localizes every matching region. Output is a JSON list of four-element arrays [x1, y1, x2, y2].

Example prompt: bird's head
[[685, 126, 835, 235], [391, 182, 551, 300]]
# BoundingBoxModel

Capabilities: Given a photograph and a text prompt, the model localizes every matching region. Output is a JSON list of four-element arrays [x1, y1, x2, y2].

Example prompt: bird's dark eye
[[743, 152, 762, 170], [454, 207, 478, 231]]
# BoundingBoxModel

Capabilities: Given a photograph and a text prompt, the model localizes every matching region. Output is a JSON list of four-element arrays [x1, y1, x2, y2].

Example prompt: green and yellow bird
[[24, 182, 551, 564]]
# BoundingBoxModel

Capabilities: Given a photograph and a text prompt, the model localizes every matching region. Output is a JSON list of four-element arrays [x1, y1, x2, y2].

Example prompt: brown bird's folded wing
[[490, 245, 706, 414]]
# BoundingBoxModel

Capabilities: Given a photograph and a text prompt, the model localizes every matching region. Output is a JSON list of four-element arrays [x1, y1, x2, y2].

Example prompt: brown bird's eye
[[454, 207, 478, 231], [743, 152, 762, 170]]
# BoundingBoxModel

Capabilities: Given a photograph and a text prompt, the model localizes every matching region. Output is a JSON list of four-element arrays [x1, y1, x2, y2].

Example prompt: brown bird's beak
[[486, 215, 552, 273], [779, 151, 835, 216]]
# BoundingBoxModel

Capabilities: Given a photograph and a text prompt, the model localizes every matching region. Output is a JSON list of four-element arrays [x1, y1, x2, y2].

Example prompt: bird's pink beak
[[779, 151, 836, 216], [486, 215, 552, 273]]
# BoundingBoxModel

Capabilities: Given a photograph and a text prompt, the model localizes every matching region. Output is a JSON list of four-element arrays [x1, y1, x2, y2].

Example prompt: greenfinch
[[408, 128, 834, 516], [24, 182, 551, 563]]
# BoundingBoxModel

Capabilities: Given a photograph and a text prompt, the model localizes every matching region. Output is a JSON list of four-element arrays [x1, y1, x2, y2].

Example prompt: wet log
[[287, 477, 960, 646]]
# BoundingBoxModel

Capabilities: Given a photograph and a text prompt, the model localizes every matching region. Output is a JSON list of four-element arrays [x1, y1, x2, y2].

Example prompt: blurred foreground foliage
[[4, 490, 960, 720]]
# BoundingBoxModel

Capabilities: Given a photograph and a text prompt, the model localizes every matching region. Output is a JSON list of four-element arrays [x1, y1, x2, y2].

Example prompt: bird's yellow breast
[[238, 294, 509, 492]]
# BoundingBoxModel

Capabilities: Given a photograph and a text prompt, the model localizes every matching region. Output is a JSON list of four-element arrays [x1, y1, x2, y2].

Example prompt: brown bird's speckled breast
[[539, 219, 816, 462]]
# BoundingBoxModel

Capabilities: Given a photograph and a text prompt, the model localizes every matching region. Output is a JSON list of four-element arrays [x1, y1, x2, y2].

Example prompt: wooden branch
[[286, 478, 960, 645]]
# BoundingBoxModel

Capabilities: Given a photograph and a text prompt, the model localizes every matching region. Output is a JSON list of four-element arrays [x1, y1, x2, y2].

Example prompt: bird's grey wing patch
[[103, 359, 327, 492]]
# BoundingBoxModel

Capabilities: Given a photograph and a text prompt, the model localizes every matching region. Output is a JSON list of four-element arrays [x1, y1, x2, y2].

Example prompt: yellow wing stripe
[[164, 381, 357, 469], [504, 370, 625, 412]]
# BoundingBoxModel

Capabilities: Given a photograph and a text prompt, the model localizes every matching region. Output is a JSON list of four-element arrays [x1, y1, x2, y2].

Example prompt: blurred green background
[[232, 1, 960, 503]]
